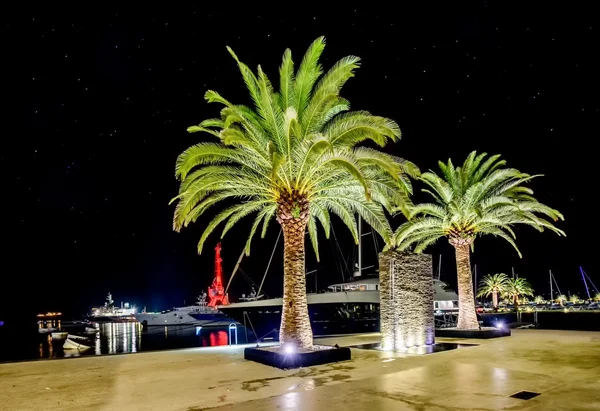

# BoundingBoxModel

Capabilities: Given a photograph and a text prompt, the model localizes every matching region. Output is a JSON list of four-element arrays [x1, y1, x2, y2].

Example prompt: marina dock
[[1, 330, 599, 410]]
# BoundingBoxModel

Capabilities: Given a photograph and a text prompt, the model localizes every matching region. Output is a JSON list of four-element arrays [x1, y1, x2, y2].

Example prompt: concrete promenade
[[1, 330, 599, 410]]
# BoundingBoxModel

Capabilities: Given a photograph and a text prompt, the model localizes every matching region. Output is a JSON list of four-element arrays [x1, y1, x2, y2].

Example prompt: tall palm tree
[[392, 151, 565, 329], [477, 273, 509, 309], [172, 37, 417, 349], [556, 294, 567, 306], [504, 278, 534, 309]]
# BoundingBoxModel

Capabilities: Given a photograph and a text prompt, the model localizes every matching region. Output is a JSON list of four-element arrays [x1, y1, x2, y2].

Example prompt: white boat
[[135, 294, 233, 327], [63, 338, 91, 350], [220, 277, 458, 338], [90, 293, 136, 322], [85, 327, 98, 334], [38, 327, 56, 334], [67, 334, 90, 341], [220, 218, 459, 339], [51, 331, 68, 340]]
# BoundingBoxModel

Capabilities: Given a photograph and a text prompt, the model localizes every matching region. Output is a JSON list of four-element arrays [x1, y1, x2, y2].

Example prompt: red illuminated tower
[[208, 242, 229, 307]]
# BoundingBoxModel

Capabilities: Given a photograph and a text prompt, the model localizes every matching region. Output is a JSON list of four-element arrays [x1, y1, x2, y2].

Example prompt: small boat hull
[[51, 332, 68, 340], [136, 309, 235, 327], [63, 338, 91, 350], [67, 334, 89, 341]]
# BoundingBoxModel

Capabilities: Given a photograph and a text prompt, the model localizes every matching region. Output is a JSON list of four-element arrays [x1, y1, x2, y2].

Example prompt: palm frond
[[278, 48, 295, 110], [307, 215, 320, 261], [302, 56, 360, 135], [326, 111, 400, 147], [226, 46, 261, 109], [294, 36, 326, 115]]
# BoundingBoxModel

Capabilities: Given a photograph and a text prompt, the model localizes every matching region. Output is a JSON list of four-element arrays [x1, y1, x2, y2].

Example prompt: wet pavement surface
[[1, 330, 599, 410]]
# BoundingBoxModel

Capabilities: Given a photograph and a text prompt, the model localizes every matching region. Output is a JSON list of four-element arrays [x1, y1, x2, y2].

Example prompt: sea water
[[0, 322, 254, 363]]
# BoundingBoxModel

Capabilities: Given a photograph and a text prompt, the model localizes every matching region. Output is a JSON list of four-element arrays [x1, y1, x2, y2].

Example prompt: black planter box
[[244, 346, 351, 369], [435, 327, 511, 339]]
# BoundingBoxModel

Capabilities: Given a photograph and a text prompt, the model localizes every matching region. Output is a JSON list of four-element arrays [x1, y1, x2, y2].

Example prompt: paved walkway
[[1, 330, 599, 410]]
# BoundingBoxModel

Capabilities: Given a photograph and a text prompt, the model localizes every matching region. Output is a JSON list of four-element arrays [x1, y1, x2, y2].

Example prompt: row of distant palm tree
[[533, 293, 600, 305], [478, 273, 600, 308], [477, 273, 533, 309], [172, 37, 565, 347]]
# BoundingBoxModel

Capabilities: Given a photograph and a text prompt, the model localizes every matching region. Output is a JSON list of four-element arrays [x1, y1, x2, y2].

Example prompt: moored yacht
[[218, 276, 458, 341], [220, 217, 459, 341], [90, 293, 136, 323], [135, 294, 234, 327]]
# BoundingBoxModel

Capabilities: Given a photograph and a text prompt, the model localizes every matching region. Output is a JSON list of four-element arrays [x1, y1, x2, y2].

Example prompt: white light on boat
[[495, 321, 504, 329]]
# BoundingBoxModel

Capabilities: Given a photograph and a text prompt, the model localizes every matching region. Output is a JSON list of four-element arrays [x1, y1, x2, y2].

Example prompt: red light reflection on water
[[209, 330, 228, 346]]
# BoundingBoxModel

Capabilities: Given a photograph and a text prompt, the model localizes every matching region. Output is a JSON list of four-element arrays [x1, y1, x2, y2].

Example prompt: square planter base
[[244, 345, 351, 369], [435, 327, 510, 339]]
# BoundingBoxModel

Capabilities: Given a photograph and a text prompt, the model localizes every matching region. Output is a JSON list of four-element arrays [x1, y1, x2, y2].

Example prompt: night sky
[[3, 3, 599, 318]]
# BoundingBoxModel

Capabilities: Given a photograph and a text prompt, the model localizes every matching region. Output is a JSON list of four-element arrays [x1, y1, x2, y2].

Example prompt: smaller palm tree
[[595, 292, 600, 302], [392, 151, 564, 329], [503, 278, 534, 309], [569, 295, 581, 304], [477, 273, 509, 309], [556, 294, 567, 306], [534, 295, 545, 304]]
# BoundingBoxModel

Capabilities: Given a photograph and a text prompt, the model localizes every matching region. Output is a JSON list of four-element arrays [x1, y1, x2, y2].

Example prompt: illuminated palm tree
[[595, 292, 600, 302], [172, 37, 417, 349], [392, 152, 565, 329], [556, 294, 567, 306], [569, 295, 581, 304], [477, 273, 509, 309], [534, 295, 545, 304], [504, 278, 534, 310]]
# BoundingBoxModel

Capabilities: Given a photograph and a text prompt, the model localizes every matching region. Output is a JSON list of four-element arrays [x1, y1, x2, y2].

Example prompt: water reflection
[[209, 330, 228, 346], [33, 323, 251, 361]]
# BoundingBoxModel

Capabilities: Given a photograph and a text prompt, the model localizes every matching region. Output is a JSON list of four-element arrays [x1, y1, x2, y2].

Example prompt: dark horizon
[[3, 4, 599, 318]]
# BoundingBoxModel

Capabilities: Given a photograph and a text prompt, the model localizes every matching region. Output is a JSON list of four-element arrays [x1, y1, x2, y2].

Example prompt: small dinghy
[[51, 331, 68, 340], [63, 337, 91, 351], [67, 334, 89, 341]]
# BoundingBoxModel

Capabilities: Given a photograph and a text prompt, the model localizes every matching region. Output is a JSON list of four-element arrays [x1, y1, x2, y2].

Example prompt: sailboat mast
[[225, 247, 246, 294], [549, 270, 553, 301], [583, 269, 599, 294], [473, 264, 478, 300], [551, 271, 563, 297], [580, 266, 591, 300], [257, 229, 282, 297], [358, 216, 362, 276]]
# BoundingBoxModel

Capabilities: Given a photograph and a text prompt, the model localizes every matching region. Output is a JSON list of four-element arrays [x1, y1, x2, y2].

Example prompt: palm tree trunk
[[453, 243, 479, 329], [492, 291, 498, 309], [279, 217, 313, 349]]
